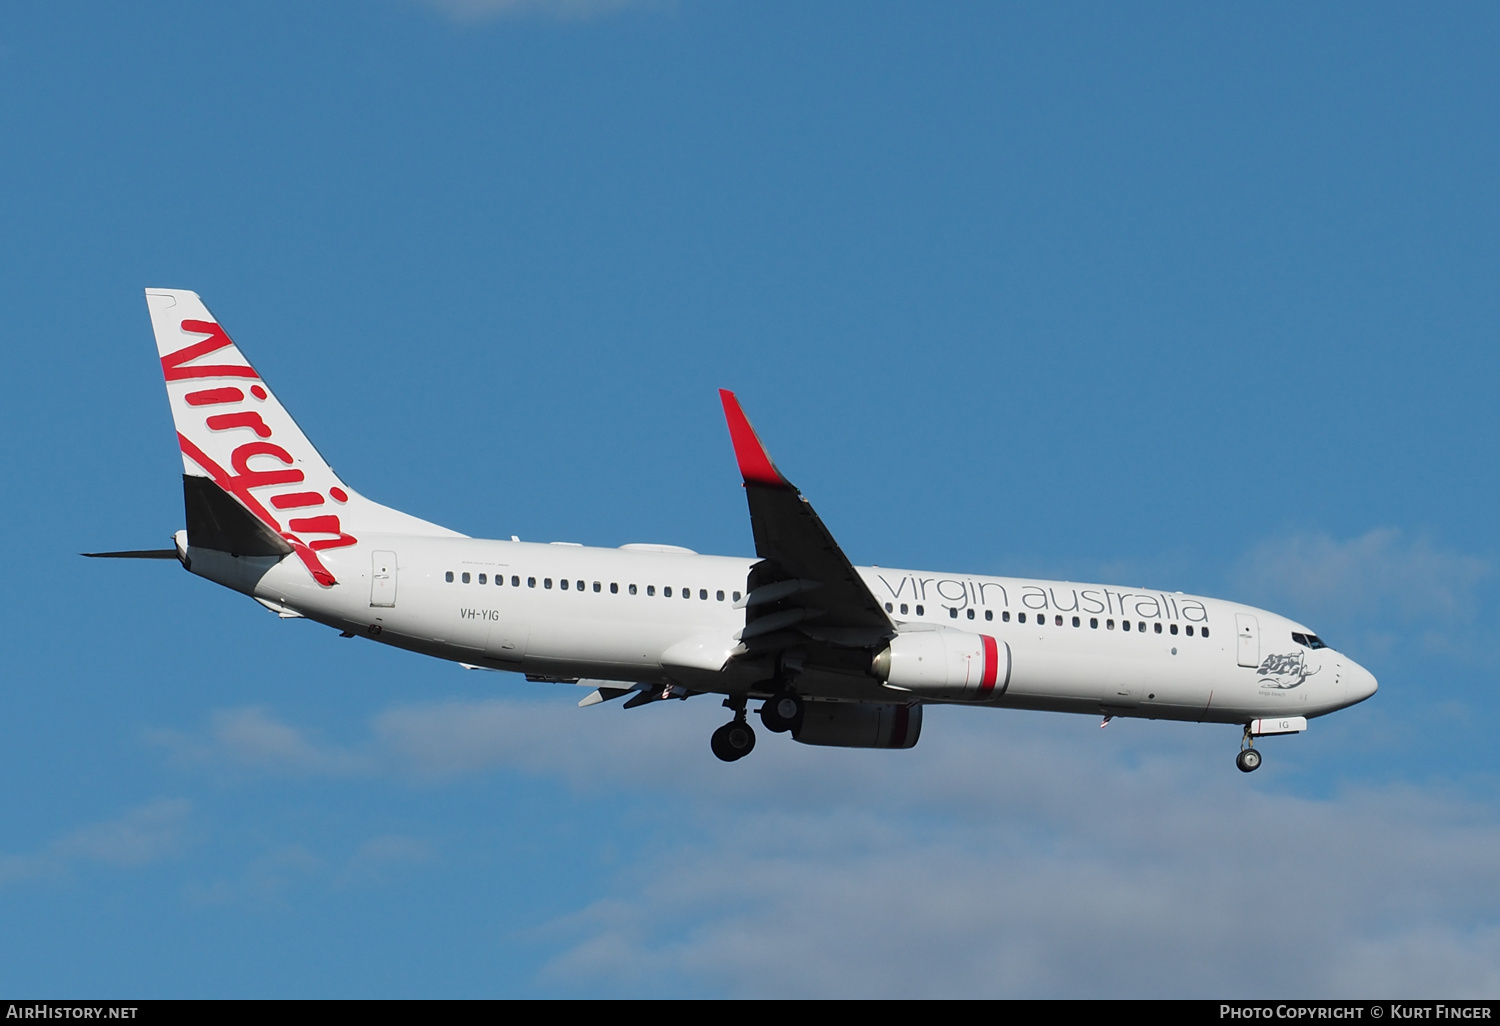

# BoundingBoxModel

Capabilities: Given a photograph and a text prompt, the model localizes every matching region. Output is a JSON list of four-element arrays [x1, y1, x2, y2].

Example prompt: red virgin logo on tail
[[167, 319, 356, 587]]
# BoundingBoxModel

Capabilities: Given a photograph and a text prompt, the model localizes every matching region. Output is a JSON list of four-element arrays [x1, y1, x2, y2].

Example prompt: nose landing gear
[[1237, 724, 1262, 773], [711, 696, 757, 762]]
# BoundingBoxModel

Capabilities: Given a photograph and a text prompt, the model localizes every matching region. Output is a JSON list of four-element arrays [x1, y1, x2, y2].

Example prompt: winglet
[[719, 389, 788, 488]]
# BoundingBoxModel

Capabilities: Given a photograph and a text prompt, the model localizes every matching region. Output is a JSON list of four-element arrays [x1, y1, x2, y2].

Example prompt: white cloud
[[421, 0, 662, 23], [371, 693, 706, 784], [0, 799, 191, 886], [187, 833, 439, 906], [148, 706, 372, 778], [335, 834, 438, 889], [177, 696, 1500, 996], [526, 716, 1500, 997], [1234, 528, 1490, 625], [184, 844, 323, 909]]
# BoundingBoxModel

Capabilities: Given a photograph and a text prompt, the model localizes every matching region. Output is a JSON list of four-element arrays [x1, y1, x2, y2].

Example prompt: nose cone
[[1345, 661, 1378, 707]]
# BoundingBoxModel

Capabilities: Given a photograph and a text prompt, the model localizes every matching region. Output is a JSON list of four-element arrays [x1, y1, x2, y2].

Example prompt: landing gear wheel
[[759, 691, 804, 734], [1236, 747, 1262, 773], [711, 720, 757, 762]]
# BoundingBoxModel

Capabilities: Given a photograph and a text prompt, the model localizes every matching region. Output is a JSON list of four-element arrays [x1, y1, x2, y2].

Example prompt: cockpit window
[[1292, 631, 1329, 650]]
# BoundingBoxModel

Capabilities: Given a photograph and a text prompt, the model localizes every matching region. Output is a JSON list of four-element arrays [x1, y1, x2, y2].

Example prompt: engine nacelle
[[792, 701, 922, 749], [871, 629, 1010, 702]]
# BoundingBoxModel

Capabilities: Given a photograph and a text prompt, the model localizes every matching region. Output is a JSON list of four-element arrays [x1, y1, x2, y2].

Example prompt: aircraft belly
[[1005, 645, 1126, 704], [1002, 641, 1223, 718], [526, 615, 681, 666]]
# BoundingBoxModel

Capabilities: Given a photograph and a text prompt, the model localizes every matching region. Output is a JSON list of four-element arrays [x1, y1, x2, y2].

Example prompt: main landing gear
[[1236, 724, 1263, 773], [711, 696, 756, 762], [758, 690, 804, 734], [711, 689, 806, 762]]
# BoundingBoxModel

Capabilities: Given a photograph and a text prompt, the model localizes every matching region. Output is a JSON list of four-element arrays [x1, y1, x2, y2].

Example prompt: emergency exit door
[[1236, 613, 1259, 667]]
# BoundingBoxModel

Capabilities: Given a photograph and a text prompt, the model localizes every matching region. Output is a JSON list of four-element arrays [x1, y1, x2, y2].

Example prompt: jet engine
[[871, 629, 1010, 702], [792, 701, 922, 749]]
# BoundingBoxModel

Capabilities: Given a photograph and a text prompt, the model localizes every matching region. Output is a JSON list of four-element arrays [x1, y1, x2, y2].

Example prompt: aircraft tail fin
[[145, 289, 461, 586]]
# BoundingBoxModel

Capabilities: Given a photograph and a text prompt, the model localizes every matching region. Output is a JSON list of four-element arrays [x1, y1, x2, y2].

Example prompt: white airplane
[[88, 289, 1378, 771]]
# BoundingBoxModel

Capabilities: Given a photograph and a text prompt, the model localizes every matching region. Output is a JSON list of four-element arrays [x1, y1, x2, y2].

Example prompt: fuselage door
[[371, 550, 397, 608], [1236, 613, 1259, 668]]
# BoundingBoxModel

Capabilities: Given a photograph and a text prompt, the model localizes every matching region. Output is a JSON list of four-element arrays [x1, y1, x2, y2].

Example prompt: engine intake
[[792, 701, 922, 749], [872, 629, 1010, 702]]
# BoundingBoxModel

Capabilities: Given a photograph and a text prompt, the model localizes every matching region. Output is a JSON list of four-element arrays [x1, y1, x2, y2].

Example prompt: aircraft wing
[[719, 391, 894, 665]]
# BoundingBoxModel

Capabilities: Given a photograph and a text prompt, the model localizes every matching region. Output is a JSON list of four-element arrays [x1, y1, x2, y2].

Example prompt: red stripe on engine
[[977, 635, 999, 698]]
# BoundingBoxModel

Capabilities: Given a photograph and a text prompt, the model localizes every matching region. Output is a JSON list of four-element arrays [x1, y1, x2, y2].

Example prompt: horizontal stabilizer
[[184, 474, 293, 558], [82, 549, 178, 559]]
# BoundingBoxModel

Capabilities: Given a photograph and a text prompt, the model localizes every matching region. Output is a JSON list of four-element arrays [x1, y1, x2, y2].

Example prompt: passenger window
[[717, 590, 725, 601], [593, 582, 601, 593], [462, 572, 471, 584], [445, 571, 454, 583], [528, 577, 536, 588], [611, 583, 619, 594], [967, 608, 975, 620], [1185, 625, 1194, 636], [647, 585, 656, 596], [1002, 611, 1010, 622], [885, 602, 893, 613], [1055, 615, 1063, 626], [1122, 620, 1130, 631], [1072, 616, 1080, 627], [949, 608, 958, 619], [1154, 622, 1161, 634], [628, 584, 637, 595], [512, 576, 520, 587], [915, 605, 924, 616], [544, 578, 553, 589], [985, 610, 993, 621], [683, 588, 691, 600], [664, 586, 672, 597], [560, 579, 569, 590], [1090, 617, 1098, 628], [1170, 624, 1178, 635], [733, 591, 742, 602], [1202, 627, 1210, 638], [1138, 622, 1145, 633], [1107, 619, 1115, 630], [478, 573, 487, 584], [1018, 612, 1027, 624], [899, 604, 908, 615], [700, 589, 708, 600]]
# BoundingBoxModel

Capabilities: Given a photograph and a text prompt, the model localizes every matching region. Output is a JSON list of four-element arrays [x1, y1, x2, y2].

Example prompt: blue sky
[[2, 0, 1499, 997]]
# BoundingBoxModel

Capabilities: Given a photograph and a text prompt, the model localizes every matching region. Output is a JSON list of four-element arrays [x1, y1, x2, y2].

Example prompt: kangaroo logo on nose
[[1257, 649, 1319, 690]]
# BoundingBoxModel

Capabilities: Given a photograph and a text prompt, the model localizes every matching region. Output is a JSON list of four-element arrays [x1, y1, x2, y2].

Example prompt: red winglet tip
[[718, 390, 784, 487]]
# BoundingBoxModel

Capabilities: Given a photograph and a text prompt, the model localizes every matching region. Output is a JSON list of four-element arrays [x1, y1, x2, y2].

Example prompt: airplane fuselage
[[183, 532, 1376, 726], [126, 288, 1377, 768]]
